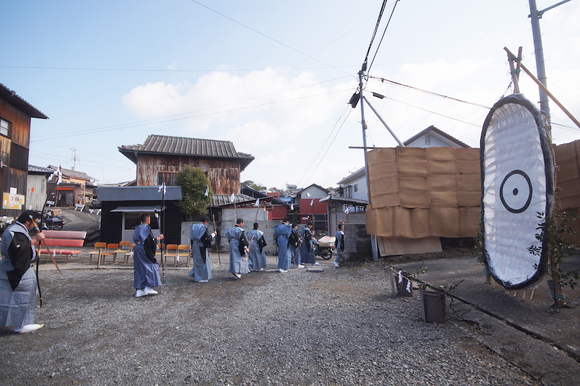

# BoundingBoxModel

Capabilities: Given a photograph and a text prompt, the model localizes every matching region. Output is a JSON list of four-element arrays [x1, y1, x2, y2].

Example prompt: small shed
[[98, 186, 182, 244]]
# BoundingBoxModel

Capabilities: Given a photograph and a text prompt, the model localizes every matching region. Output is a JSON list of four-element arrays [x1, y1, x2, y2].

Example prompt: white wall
[[26, 175, 47, 211]]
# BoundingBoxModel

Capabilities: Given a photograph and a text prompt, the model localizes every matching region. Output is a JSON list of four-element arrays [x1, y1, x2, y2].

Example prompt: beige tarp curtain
[[366, 147, 481, 238]]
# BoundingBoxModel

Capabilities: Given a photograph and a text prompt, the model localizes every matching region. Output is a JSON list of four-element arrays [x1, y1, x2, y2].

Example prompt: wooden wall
[[136, 154, 241, 194], [0, 99, 32, 217]]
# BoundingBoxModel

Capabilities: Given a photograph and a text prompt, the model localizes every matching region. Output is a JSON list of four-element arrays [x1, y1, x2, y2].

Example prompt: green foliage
[[529, 210, 579, 290], [242, 180, 266, 192], [175, 165, 211, 217]]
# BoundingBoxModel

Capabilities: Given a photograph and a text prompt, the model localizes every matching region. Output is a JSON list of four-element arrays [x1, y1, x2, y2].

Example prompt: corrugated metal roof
[[0, 83, 48, 119]]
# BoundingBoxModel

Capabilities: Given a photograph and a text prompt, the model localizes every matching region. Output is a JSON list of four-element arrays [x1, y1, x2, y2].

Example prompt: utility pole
[[357, 69, 379, 262], [528, 0, 571, 308], [528, 0, 571, 126], [71, 148, 79, 171]]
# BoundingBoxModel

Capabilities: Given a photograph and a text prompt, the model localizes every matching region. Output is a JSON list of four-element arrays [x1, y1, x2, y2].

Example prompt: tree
[[241, 180, 266, 192], [175, 165, 211, 217]]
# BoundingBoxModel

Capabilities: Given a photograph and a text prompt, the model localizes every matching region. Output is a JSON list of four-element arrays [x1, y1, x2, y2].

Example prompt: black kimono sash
[[238, 230, 248, 256], [7, 231, 33, 291], [144, 231, 158, 264], [258, 235, 267, 253]]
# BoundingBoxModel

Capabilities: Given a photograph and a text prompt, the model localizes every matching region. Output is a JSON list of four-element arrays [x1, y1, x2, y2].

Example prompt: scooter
[[42, 211, 65, 230], [313, 242, 333, 260]]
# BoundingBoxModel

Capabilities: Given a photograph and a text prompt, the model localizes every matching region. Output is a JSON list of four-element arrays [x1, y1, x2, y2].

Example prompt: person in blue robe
[[133, 213, 163, 297], [0, 210, 45, 333], [289, 223, 303, 268], [226, 218, 248, 279], [299, 221, 319, 265], [274, 218, 292, 272], [247, 222, 267, 272], [334, 223, 345, 268], [188, 215, 216, 283]]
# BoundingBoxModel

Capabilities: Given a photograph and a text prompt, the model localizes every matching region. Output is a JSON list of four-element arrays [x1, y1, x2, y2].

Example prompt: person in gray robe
[[226, 218, 248, 279], [247, 222, 267, 272], [334, 223, 345, 268], [0, 210, 45, 333], [274, 218, 292, 272], [289, 223, 303, 268], [188, 215, 216, 282], [299, 221, 319, 266], [133, 212, 164, 298]]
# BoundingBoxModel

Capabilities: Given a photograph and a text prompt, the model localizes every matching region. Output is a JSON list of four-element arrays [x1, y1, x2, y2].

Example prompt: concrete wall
[[181, 207, 279, 255], [341, 223, 373, 263]]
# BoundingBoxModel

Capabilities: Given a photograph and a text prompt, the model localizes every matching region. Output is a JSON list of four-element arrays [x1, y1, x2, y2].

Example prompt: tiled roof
[[119, 135, 254, 170], [211, 194, 256, 207], [0, 83, 48, 119], [48, 165, 95, 182], [28, 165, 53, 174]]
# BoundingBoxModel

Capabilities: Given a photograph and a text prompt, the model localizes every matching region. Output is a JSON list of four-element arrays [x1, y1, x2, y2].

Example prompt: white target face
[[481, 95, 553, 289]]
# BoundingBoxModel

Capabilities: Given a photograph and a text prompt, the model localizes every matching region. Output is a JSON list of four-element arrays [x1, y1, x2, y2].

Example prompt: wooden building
[[98, 135, 254, 244], [0, 84, 48, 217], [47, 165, 97, 207], [118, 134, 254, 193]]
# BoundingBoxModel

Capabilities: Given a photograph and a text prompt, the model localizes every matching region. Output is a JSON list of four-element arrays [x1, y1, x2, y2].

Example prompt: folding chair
[[99, 243, 119, 265], [164, 244, 178, 266], [114, 241, 133, 265], [89, 242, 107, 265], [178, 244, 192, 267]]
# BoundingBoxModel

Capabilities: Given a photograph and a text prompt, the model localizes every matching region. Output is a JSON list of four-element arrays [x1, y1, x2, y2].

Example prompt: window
[[344, 185, 352, 198], [158, 172, 178, 186], [124, 212, 160, 230], [354, 183, 358, 192], [425, 134, 431, 145], [0, 118, 10, 137]]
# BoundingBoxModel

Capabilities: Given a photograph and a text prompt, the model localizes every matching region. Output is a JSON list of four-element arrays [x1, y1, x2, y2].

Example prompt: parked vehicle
[[42, 211, 65, 230], [314, 236, 334, 260]]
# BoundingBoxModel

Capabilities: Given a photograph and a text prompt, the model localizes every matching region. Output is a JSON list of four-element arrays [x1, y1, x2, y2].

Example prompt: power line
[[369, 76, 491, 109], [296, 104, 352, 187], [32, 85, 353, 142], [367, 0, 400, 74], [189, 0, 349, 77]]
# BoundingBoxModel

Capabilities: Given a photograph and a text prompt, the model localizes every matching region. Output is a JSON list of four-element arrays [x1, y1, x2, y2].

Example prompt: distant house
[[241, 184, 291, 220], [99, 134, 254, 244], [0, 83, 48, 217], [404, 125, 470, 148], [27, 165, 53, 211], [323, 166, 368, 233], [296, 184, 329, 231], [47, 165, 97, 207]]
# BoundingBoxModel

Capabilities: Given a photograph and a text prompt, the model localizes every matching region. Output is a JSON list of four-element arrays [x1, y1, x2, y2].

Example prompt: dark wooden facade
[[137, 154, 242, 195], [100, 199, 182, 245], [0, 86, 48, 217]]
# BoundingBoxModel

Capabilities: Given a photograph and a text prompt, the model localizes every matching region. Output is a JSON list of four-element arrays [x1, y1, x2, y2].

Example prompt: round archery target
[[499, 170, 532, 213], [480, 94, 554, 289]]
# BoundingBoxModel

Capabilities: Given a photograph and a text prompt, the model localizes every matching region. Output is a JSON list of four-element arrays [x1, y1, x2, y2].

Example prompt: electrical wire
[[369, 76, 491, 109], [366, 0, 400, 75], [300, 107, 353, 186], [375, 94, 481, 128]]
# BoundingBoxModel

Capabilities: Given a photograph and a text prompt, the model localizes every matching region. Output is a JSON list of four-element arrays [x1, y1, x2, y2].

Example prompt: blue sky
[[2, 0, 579, 189]]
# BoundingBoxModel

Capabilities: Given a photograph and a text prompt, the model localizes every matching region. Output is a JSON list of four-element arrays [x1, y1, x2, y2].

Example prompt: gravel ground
[[0, 257, 538, 385]]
